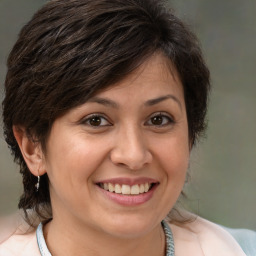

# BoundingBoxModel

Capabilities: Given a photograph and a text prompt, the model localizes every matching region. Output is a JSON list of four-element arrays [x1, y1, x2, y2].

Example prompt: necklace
[[36, 220, 175, 256], [162, 220, 175, 256]]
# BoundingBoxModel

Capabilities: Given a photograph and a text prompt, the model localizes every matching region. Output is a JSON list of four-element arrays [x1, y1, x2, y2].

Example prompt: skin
[[14, 53, 190, 256]]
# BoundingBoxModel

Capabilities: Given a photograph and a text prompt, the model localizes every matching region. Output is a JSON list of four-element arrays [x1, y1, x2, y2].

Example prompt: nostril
[[109, 138, 152, 170]]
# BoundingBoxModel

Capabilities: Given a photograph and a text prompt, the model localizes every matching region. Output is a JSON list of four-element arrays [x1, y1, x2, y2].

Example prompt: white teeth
[[131, 184, 140, 195], [139, 184, 145, 193], [100, 182, 152, 195], [104, 183, 109, 190], [121, 185, 131, 195], [144, 183, 149, 192], [115, 184, 122, 194], [108, 183, 114, 192]]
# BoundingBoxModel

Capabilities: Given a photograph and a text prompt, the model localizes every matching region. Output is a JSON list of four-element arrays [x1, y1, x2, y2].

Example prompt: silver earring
[[35, 175, 40, 192]]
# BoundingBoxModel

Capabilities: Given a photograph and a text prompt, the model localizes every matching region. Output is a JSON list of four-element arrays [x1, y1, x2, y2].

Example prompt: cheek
[[152, 135, 190, 179], [45, 133, 108, 186]]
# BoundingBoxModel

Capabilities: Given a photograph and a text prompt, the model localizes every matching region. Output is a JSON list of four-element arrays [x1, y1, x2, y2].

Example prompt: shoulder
[[222, 226, 256, 256], [0, 213, 40, 256], [169, 213, 250, 256], [0, 229, 40, 256]]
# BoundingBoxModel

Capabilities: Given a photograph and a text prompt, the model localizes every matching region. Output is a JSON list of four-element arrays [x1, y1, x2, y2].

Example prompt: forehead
[[95, 53, 184, 102], [59, 52, 185, 119]]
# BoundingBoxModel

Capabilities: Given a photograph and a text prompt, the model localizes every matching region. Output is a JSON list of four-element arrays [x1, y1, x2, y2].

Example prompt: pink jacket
[[0, 230, 40, 256], [0, 215, 250, 256]]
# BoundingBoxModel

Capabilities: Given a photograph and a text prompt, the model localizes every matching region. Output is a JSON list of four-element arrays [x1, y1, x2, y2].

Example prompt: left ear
[[189, 138, 194, 152], [13, 125, 46, 177]]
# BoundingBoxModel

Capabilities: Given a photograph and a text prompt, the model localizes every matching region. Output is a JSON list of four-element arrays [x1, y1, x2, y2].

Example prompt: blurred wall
[[0, 0, 46, 216], [0, 0, 255, 229]]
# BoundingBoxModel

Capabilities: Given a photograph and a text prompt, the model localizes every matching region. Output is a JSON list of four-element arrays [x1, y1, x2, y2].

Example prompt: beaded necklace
[[36, 220, 175, 256]]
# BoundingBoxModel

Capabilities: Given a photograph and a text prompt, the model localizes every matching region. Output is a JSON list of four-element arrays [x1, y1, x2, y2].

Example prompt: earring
[[35, 175, 40, 192]]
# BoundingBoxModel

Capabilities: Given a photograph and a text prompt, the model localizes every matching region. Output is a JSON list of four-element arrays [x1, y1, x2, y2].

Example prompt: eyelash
[[81, 112, 174, 128], [82, 114, 112, 128], [145, 112, 174, 127]]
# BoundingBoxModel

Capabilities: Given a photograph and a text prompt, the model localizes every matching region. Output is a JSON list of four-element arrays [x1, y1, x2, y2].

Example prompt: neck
[[44, 218, 166, 256]]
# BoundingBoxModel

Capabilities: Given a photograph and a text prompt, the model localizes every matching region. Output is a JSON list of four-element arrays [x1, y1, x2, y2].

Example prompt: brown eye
[[146, 113, 174, 127], [83, 114, 111, 127], [151, 116, 164, 126], [89, 116, 102, 126]]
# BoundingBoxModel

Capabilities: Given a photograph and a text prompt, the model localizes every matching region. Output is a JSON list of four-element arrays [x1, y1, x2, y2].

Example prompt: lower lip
[[97, 185, 158, 206]]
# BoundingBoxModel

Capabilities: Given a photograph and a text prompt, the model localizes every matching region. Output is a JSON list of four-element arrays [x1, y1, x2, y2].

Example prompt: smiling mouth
[[97, 182, 156, 195]]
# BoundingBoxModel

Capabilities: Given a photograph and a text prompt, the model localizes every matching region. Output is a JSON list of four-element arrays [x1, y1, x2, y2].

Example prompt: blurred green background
[[0, 0, 255, 229]]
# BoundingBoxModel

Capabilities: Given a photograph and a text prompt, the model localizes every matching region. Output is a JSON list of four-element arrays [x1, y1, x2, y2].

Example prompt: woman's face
[[42, 53, 190, 238]]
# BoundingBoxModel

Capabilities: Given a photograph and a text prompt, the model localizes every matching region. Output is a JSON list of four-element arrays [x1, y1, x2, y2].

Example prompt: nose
[[110, 126, 152, 170]]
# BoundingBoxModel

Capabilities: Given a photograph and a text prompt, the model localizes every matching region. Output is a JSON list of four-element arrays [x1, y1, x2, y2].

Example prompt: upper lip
[[96, 177, 159, 186]]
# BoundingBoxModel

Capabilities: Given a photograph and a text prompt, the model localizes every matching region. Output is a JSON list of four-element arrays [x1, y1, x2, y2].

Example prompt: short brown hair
[[2, 0, 210, 224]]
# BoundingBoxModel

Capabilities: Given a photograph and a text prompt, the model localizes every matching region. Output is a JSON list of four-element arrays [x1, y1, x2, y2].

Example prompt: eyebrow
[[87, 97, 119, 108], [87, 94, 182, 109], [144, 94, 182, 109]]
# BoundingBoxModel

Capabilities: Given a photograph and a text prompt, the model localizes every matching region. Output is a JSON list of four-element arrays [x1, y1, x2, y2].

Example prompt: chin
[[99, 214, 161, 239]]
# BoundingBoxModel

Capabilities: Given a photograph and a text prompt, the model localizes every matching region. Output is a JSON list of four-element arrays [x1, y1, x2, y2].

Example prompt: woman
[[0, 0, 255, 255]]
